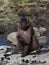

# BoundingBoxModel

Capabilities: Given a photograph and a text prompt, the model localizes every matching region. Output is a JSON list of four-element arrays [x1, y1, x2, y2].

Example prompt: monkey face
[[19, 17, 30, 30]]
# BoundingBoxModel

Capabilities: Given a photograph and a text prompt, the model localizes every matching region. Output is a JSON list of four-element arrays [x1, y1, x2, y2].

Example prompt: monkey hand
[[17, 35, 28, 46]]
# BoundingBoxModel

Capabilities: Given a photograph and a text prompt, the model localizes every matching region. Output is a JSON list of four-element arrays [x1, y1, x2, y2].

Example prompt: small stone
[[40, 60, 46, 63], [33, 55, 36, 58], [1, 49, 4, 50], [1, 57, 4, 61], [4, 54, 10, 58], [30, 60, 36, 64], [22, 59, 25, 62], [6, 57, 10, 60], [25, 59, 29, 63], [2, 59, 9, 65], [21, 53, 27, 57]]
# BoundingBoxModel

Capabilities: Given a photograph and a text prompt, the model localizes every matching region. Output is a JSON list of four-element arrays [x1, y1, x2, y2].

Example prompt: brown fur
[[32, 35, 40, 50], [16, 23, 31, 51], [10, 16, 40, 53], [16, 23, 40, 52], [10, 26, 40, 53]]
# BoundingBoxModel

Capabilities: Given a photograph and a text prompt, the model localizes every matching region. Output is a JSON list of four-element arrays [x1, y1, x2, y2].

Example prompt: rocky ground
[[0, 0, 49, 65], [0, 45, 49, 65]]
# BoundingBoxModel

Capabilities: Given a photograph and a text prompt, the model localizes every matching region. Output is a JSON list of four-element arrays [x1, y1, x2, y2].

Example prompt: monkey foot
[[21, 53, 27, 57], [21, 52, 30, 57]]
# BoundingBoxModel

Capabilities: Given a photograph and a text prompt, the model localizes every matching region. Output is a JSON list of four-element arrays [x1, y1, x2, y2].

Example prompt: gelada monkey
[[7, 9, 40, 57], [16, 10, 40, 57]]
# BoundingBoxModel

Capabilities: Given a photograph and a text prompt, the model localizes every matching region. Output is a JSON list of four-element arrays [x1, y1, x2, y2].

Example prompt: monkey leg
[[21, 36, 40, 57], [21, 42, 34, 57], [32, 36, 40, 53]]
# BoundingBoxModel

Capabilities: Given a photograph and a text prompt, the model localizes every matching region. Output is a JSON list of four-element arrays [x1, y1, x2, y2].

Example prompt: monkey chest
[[19, 29, 31, 44]]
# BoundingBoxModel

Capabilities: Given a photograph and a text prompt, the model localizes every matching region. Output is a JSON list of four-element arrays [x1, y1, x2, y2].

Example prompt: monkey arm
[[26, 25, 35, 53], [17, 35, 28, 47]]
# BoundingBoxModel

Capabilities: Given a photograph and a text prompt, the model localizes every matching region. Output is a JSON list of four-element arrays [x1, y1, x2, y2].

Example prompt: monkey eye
[[20, 18, 28, 24]]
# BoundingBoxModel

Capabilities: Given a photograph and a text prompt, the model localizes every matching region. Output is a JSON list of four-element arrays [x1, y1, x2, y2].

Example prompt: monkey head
[[19, 17, 30, 30]]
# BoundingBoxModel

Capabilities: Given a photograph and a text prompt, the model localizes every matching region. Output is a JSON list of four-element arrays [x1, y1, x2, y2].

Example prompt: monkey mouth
[[21, 24, 30, 31]]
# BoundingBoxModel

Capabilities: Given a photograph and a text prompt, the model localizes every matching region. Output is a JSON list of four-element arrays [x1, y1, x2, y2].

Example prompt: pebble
[[4, 54, 10, 58], [1, 57, 4, 61], [22, 59, 29, 63], [33, 55, 36, 58], [0, 45, 49, 65], [6, 57, 10, 60], [30, 60, 46, 64], [40, 59, 46, 63], [22, 59, 25, 62], [2, 59, 9, 65], [25, 59, 29, 63], [30, 60, 36, 64]]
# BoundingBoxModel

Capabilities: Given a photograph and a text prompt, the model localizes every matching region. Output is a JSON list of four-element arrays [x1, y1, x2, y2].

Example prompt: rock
[[37, 36, 47, 46], [46, 3, 49, 9], [18, 63, 28, 65], [22, 59, 25, 62], [39, 26, 47, 36], [6, 57, 10, 60], [17, 57, 24, 64], [5, 18, 11, 22], [30, 60, 46, 64], [5, 54, 21, 65], [0, 47, 7, 54], [0, 46, 12, 54], [33, 27, 40, 37], [44, 58, 49, 62], [22, 59, 29, 63], [5, 51, 12, 55], [0, 25, 7, 34], [4, 53, 12, 58], [40, 59, 46, 63], [0, 54, 5, 61], [0, 46, 15, 59], [0, 61, 2, 65], [1, 59, 9, 65], [30, 60, 36, 64], [25, 59, 29, 63], [4, 47, 18, 58], [7, 32, 17, 43], [5, 63, 18, 65], [33, 55, 36, 58], [1, 57, 4, 61]]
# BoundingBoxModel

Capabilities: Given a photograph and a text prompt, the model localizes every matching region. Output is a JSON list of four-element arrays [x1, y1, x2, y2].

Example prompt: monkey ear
[[18, 9, 26, 16]]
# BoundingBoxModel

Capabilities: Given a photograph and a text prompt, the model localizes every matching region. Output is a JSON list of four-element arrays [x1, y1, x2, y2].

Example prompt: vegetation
[[0, 0, 49, 28]]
